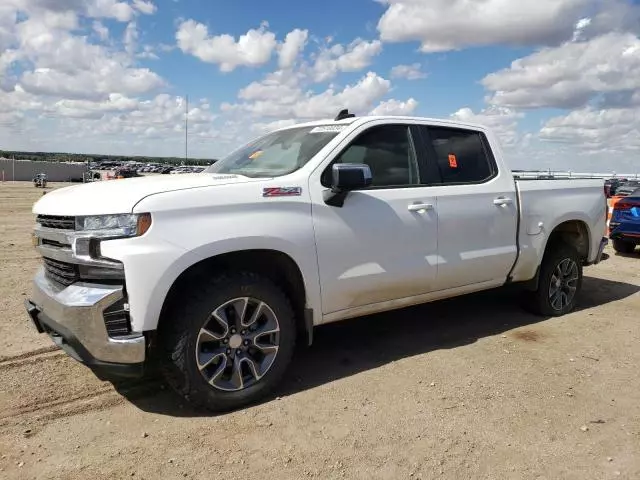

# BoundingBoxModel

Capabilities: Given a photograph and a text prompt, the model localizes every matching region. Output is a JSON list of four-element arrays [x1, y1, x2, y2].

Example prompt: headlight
[[75, 213, 152, 238]]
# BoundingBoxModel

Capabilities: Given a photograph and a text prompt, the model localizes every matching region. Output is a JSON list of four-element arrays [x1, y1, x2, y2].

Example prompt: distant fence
[[0, 158, 87, 182], [513, 170, 640, 180]]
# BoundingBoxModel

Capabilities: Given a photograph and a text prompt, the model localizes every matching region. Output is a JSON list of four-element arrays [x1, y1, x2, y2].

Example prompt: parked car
[[114, 168, 139, 179], [606, 178, 628, 197], [26, 111, 608, 412], [614, 180, 640, 197], [609, 188, 640, 254]]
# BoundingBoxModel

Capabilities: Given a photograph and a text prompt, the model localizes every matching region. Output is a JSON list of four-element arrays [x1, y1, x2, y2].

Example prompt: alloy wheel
[[195, 297, 280, 391], [548, 258, 579, 311]]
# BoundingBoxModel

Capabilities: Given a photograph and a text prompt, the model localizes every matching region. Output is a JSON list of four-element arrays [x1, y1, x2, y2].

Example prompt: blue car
[[609, 188, 640, 254]]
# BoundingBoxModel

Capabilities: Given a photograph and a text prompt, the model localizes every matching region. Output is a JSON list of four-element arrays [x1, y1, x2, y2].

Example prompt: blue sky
[[1, 0, 639, 173]]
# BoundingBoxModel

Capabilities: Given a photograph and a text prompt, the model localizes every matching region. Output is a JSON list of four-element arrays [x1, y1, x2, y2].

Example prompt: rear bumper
[[587, 236, 609, 265], [25, 268, 146, 379], [609, 224, 640, 243]]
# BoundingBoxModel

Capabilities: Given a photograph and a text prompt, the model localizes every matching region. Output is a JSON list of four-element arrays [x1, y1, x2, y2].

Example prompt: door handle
[[408, 203, 434, 212], [493, 197, 513, 206]]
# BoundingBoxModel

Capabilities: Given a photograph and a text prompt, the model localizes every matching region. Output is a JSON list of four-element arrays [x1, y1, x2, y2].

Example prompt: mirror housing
[[331, 163, 372, 192], [324, 163, 372, 207]]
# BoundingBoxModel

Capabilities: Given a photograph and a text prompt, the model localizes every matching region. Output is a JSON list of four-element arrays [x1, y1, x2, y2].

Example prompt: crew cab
[[26, 112, 608, 411]]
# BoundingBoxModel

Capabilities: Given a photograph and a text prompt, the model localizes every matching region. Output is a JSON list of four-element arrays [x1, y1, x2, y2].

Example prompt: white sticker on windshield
[[309, 125, 346, 133]]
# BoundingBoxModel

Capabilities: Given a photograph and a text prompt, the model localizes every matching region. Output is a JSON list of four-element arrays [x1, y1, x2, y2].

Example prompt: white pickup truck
[[26, 111, 608, 411]]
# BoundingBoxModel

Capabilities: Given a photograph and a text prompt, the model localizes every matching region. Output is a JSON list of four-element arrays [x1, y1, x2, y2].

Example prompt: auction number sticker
[[309, 125, 346, 133]]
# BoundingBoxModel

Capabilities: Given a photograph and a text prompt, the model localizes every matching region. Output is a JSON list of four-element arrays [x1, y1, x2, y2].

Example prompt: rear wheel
[[524, 243, 583, 317], [612, 238, 636, 254], [159, 272, 296, 412]]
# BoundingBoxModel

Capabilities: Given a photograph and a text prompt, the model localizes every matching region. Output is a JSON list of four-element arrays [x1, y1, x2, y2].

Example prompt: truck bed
[[510, 179, 607, 283]]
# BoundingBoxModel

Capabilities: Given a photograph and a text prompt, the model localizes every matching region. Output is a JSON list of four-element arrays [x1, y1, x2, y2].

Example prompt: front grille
[[43, 257, 79, 286], [37, 215, 75, 230]]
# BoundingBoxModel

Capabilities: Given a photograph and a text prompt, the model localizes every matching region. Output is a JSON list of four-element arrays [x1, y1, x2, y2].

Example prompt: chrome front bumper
[[26, 268, 146, 377]]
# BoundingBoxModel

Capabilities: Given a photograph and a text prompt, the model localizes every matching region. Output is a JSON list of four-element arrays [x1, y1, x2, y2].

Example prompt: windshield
[[206, 126, 342, 178]]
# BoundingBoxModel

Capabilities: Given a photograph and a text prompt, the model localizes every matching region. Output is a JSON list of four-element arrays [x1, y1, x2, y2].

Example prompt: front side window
[[326, 124, 420, 187], [207, 126, 340, 178], [426, 127, 495, 184]]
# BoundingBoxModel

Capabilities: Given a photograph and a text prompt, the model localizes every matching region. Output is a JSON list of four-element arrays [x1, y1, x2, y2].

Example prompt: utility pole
[[185, 95, 189, 164]]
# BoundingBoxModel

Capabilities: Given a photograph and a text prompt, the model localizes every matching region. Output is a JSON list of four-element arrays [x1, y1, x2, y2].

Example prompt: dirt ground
[[1, 181, 639, 480]]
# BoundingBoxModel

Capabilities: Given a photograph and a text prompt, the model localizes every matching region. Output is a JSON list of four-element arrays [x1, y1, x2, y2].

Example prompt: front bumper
[[25, 268, 146, 379]]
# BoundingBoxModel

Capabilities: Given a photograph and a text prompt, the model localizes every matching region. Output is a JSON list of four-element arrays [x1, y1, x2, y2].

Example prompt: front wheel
[[524, 243, 583, 317], [159, 272, 297, 412], [612, 238, 636, 254]]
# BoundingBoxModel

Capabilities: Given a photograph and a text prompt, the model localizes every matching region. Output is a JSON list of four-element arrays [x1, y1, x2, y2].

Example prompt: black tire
[[523, 243, 583, 317], [612, 238, 636, 254], [158, 272, 296, 412]]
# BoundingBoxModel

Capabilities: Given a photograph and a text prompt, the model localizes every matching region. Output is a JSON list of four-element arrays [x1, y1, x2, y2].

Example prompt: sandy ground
[[1, 181, 639, 480]]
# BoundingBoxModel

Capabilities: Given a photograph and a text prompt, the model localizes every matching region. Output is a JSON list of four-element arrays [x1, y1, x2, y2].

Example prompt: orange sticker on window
[[248, 150, 263, 160], [448, 154, 458, 168]]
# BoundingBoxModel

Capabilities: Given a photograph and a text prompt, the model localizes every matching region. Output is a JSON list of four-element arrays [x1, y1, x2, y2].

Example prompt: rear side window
[[425, 127, 496, 184]]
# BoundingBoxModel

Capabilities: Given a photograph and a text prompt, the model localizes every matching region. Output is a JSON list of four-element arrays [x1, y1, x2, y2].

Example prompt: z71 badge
[[262, 187, 302, 197]]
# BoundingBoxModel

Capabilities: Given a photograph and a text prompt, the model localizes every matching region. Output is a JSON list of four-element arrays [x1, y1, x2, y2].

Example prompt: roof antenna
[[334, 109, 355, 121]]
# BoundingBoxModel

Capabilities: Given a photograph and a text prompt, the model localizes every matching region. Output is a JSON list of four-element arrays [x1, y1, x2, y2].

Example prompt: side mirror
[[324, 163, 372, 207], [331, 163, 372, 192]]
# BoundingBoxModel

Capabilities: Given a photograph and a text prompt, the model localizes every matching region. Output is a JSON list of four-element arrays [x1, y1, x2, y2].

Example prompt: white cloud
[[540, 107, 640, 154], [20, 64, 164, 100], [124, 21, 138, 56], [176, 20, 277, 72], [0, 6, 17, 50], [32, 94, 218, 153], [5, 0, 159, 21], [238, 70, 302, 103], [0, 5, 165, 101], [226, 71, 392, 119], [483, 32, 640, 109], [451, 106, 524, 147], [137, 44, 159, 60], [132, 0, 157, 15], [14, 19, 165, 100], [45, 93, 139, 119], [377, 0, 599, 52], [311, 38, 382, 82], [369, 98, 418, 116], [86, 0, 135, 22], [92, 20, 109, 41], [390, 63, 427, 80], [296, 72, 390, 117], [278, 28, 308, 69]]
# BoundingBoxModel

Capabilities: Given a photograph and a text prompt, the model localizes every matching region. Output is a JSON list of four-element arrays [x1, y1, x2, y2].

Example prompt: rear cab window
[[421, 127, 497, 185]]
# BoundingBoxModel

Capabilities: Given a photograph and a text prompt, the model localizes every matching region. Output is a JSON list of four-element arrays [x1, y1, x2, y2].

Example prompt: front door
[[309, 123, 439, 316]]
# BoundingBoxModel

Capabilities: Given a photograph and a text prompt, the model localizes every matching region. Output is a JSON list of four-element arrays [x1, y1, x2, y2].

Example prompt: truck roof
[[274, 115, 490, 134]]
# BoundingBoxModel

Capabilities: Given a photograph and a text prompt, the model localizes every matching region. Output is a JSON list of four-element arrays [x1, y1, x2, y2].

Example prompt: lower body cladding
[[25, 267, 147, 380]]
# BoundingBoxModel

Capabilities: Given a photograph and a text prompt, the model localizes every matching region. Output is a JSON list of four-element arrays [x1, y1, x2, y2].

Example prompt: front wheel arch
[[158, 249, 311, 347]]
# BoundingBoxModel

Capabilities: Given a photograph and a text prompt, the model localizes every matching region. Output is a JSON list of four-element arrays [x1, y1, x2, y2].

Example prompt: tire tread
[[158, 271, 296, 412], [523, 242, 583, 317]]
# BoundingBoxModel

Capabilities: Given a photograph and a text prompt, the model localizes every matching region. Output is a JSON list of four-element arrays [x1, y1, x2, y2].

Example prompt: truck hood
[[33, 173, 260, 216]]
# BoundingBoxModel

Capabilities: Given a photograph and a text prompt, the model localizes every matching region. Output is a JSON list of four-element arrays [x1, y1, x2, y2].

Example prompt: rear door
[[417, 125, 519, 290]]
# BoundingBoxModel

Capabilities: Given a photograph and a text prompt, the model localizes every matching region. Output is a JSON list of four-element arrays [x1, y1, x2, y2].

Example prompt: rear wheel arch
[[525, 219, 591, 291], [545, 219, 591, 261]]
